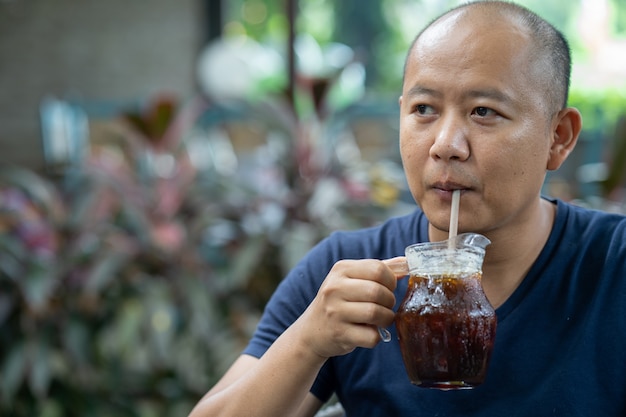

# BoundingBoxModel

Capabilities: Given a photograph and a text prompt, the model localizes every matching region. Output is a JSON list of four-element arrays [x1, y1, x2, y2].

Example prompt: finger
[[383, 256, 409, 278], [332, 259, 398, 291], [356, 324, 388, 349], [332, 323, 383, 350], [322, 306, 395, 349], [340, 279, 396, 309], [341, 301, 397, 329]]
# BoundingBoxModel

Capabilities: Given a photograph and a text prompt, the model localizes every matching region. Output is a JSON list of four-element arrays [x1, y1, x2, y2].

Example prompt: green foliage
[[0, 165, 250, 417], [569, 89, 626, 136], [609, 0, 626, 36], [0, 90, 407, 416]]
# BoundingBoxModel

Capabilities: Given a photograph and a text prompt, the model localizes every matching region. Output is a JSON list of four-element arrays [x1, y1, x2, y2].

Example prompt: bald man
[[189, 2, 626, 416]]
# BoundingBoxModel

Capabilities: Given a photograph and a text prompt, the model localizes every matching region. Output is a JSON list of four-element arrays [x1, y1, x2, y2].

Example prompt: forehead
[[404, 10, 540, 101], [415, 7, 532, 55]]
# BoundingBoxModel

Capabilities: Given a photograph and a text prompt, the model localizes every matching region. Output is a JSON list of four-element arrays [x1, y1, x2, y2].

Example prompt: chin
[[423, 211, 454, 233]]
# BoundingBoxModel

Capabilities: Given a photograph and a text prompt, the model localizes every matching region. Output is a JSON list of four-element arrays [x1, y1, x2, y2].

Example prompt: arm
[[187, 257, 407, 417], [188, 346, 325, 417]]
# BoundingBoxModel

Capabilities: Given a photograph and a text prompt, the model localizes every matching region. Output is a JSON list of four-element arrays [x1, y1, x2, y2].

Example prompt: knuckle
[[318, 283, 335, 299], [371, 260, 388, 277], [333, 259, 354, 272], [363, 302, 380, 323], [382, 309, 396, 326], [364, 281, 382, 302], [363, 328, 382, 348]]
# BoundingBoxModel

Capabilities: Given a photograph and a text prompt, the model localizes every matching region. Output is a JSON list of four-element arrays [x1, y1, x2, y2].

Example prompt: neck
[[428, 198, 557, 308], [481, 198, 557, 308]]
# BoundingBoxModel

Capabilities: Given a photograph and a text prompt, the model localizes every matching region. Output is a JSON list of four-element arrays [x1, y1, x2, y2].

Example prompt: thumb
[[383, 257, 409, 279]]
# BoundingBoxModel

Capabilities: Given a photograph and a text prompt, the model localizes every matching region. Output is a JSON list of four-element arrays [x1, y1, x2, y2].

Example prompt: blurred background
[[0, 0, 625, 416]]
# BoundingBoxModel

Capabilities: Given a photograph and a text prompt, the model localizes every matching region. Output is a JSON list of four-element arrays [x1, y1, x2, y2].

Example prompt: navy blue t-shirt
[[243, 199, 626, 416]]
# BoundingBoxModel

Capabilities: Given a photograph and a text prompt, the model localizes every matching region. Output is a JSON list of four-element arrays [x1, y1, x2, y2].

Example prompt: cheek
[[482, 134, 549, 194], [400, 147, 416, 169], [512, 129, 552, 175], [399, 124, 429, 160], [399, 130, 414, 164], [399, 137, 426, 179], [399, 134, 426, 194]]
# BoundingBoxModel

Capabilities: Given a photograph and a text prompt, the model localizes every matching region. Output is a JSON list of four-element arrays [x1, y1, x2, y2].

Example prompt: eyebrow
[[405, 84, 513, 105], [466, 88, 513, 104], [405, 85, 442, 99]]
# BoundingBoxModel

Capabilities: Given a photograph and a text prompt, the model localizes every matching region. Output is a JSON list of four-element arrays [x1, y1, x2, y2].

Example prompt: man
[[189, 1, 626, 416]]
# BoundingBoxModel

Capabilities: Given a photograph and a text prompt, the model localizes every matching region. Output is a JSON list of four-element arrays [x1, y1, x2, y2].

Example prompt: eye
[[414, 104, 436, 115], [472, 106, 497, 117]]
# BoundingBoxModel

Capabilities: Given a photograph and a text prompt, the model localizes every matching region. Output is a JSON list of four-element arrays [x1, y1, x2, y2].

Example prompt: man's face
[[399, 13, 556, 237]]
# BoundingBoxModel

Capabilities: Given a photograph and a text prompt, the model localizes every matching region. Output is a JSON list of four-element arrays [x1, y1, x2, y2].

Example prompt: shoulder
[[558, 199, 626, 239], [555, 199, 626, 263]]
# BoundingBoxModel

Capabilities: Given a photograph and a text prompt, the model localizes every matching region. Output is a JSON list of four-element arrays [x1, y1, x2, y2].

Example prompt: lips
[[429, 181, 471, 202], [431, 181, 469, 192]]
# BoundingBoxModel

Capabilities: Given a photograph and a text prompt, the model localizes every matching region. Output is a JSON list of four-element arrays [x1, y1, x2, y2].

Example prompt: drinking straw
[[449, 189, 460, 240]]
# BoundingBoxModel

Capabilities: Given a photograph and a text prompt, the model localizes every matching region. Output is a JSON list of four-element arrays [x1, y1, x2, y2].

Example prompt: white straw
[[449, 189, 460, 240]]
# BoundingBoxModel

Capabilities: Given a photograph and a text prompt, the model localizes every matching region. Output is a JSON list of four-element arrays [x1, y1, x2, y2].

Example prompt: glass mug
[[394, 233, 497, 390]]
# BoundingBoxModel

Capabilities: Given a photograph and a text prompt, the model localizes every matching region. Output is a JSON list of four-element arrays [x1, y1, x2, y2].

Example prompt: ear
[[546, 107, 582, 171], [398, 95, 403, 108]]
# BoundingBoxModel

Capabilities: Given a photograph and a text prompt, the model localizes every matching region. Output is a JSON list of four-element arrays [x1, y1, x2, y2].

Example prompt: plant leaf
[[150, 98, 176, 140], [28, 339, 52, 398], [21, 262, 56, 310], [83, 252, 128, 294], [1, 344, 26, 404]]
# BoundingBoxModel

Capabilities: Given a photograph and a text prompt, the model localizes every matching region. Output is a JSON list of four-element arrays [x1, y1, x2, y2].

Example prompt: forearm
[[188, 320, 327, 417], [188, 257, 405, 416]]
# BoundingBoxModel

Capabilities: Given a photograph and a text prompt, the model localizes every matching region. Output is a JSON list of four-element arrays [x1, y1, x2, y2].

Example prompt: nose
[[429, 114, 470, 162]]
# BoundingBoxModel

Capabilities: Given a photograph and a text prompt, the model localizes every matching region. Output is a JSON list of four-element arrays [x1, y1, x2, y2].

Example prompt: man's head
[[398, 0, 582, 240], [405, 1, 571, 114]]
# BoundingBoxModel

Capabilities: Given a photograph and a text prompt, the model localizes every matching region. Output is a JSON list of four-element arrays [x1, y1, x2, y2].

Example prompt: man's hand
[[295, 257, 408, 359]]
